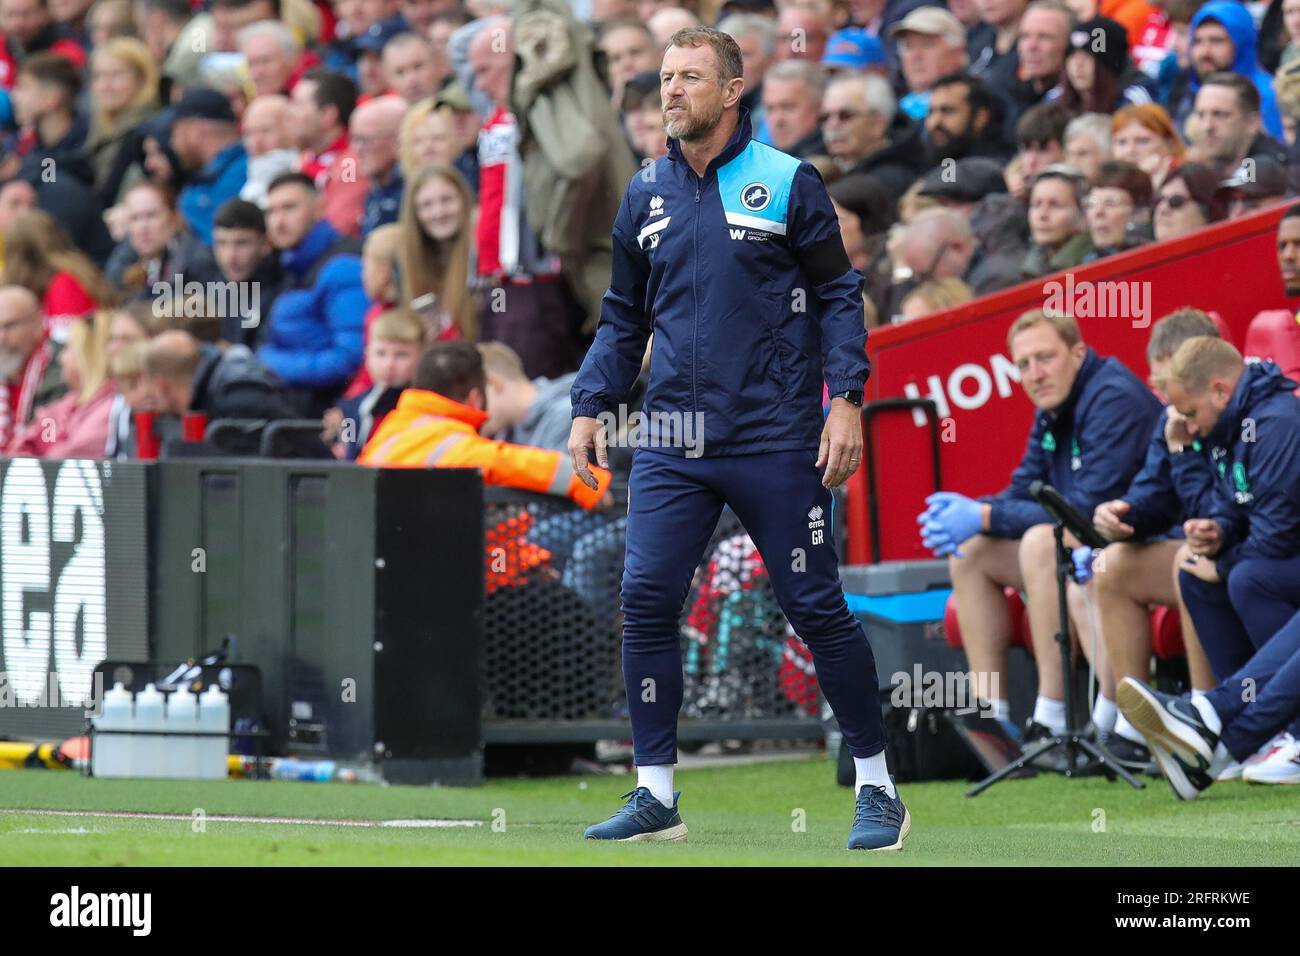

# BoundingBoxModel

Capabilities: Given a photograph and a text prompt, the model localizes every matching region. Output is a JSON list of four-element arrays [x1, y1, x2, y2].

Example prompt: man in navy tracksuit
[[1163, 340, 1300, 695], [1089, 311, 1223, 753], [568, 27, 906, 850], [919, 312, 1162, 762]]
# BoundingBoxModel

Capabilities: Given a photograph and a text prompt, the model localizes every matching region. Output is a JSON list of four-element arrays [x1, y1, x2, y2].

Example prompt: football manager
[[567, 26, 906, 851]]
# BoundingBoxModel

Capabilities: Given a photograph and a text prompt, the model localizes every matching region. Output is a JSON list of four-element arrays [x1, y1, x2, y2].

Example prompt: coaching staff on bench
[[567, 26, 907, 851]]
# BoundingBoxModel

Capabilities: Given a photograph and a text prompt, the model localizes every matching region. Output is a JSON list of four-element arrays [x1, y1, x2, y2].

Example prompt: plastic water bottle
[[197, 685, 229, 779], [91, 682, 134, 778], [271, 758, 338, 782], [133, 684, 165, 778], [167, 687, 199, 778]]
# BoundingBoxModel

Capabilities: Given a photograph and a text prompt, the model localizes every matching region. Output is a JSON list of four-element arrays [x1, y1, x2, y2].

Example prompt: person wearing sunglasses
[[1082, 159, 1152, 261], [1152, 162, 1230, 242]]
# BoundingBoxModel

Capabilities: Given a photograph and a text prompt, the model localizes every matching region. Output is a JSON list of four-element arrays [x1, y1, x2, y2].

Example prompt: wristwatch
[[832, 390, 864, 407]]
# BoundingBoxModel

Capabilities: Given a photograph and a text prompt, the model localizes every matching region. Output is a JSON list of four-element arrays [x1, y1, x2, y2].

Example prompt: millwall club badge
[[741, 182, 771, 212]]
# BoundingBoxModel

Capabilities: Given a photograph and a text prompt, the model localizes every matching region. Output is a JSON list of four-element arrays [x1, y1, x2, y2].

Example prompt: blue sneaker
[[847, 785, 910, 851], [584, 787, 688, 842]]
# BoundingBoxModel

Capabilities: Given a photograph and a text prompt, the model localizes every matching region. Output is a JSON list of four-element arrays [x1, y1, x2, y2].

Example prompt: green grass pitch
[[3, 757, 1299, 865]]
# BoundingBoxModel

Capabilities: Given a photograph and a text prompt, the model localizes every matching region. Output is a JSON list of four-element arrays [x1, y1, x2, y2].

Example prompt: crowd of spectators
[[0, 0, 1293, 474]]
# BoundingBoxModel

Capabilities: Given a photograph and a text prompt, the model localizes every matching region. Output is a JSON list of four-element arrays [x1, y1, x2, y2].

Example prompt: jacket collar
[[282, 219, 342, 278], [666, 106, 753, 175], [193, 142, 245, 184], [396, 388, 489, 432], [1208, 360, 1297, 447]]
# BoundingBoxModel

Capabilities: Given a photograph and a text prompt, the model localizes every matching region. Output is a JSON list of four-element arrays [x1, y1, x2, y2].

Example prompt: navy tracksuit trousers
[[1202, 606, 1300, 761], [620, 448, 886, 765], [1178, 555, 1300, 680]]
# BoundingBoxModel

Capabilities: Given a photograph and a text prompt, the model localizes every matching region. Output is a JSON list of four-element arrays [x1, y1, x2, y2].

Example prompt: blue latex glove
[[1072, 546, 1096, 584], [916, 491, 983, 558]]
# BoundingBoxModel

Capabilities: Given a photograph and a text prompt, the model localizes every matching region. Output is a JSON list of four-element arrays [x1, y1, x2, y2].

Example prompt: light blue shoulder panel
[[716, 141, 801, 237]]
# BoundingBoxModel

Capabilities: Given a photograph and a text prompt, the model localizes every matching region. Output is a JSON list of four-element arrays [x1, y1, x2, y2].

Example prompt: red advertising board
[[848, 204, 1299, 564]]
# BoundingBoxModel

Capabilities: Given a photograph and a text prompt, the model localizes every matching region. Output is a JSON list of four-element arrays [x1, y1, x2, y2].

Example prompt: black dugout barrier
[[0, 458, 823, 785]]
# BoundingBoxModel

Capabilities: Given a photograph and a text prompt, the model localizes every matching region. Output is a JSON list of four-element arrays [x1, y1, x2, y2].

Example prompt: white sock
[[1114, 712, 1145, 745], [637, 764, 675, 808], [1033, 696, 1067, 735], [1209, 742, 1233, 777], [854, 752, 896, 799], [992, 699, 1010, 721], [1092, 695, 1117, 733], [1190, 693, 1223, 735]]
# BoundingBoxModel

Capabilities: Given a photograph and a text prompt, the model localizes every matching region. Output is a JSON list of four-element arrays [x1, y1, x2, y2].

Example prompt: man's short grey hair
[[717, 12, 776, 59], [238, 19, 299, 57], [1065, 112, 1112, 152], [764, 57, 827, 100], [668, 26, 744, 85], [830, 72, 896, 127]]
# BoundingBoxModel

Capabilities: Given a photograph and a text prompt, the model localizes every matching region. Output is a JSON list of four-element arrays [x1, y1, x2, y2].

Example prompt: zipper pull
[[695, 185, 700, 203]]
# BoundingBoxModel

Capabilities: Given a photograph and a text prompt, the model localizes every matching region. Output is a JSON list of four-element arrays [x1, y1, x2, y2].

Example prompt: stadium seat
[[943, 587, 1034, 658], [1202, 311, 1232, 346], [1243, 310, 1300, 390], [943, 591, 1187, 661], [1149, 604, 1186, 660]]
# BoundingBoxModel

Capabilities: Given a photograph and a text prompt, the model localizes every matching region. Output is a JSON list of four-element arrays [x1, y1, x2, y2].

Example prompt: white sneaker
[[1243, 738, 1300, 785], [1215, 760, 1244, 781]]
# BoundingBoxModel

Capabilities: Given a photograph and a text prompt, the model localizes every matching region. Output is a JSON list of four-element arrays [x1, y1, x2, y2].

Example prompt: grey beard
[[666, 103, 724, 142]]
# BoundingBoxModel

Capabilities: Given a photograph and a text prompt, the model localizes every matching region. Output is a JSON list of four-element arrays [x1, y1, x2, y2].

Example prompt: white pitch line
[[0, 808, 482, 829]]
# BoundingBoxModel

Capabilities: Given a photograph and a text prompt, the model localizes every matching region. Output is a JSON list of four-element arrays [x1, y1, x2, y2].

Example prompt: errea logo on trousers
[[807, 505, 825, 545]]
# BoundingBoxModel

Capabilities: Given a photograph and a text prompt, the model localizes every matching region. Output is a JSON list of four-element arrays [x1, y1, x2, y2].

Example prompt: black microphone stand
[[967, 491, 1145, 796]]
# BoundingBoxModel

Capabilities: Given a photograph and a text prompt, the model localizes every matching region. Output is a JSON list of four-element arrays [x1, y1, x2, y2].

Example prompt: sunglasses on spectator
[[1154, 193, 1193, 210], [819, 109, 865, 124]]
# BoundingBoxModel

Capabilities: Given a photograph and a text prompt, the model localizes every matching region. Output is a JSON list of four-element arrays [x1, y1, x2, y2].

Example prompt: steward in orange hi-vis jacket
[[358, 371, 611, 510]]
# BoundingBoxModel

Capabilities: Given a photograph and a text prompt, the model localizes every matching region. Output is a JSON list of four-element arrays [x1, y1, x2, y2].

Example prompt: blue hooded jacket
[[258, 220, 367, 392], [1201, 361, 1300, 575], [1185, 1, 1284, 140], [986, 349, 1163, 538], [570, 106, 868, 457]]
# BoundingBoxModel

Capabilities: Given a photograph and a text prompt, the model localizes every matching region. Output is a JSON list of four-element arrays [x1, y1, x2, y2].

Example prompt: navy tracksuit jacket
[[1119, 414, 1220, 541], [984, 349, 1163, 538], [571, 106, 884, 764], [1178, 362, 1300, 683]]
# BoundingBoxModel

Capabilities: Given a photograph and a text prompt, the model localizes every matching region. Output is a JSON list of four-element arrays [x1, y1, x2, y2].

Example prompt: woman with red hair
[[1111, 102, 1185, 189]]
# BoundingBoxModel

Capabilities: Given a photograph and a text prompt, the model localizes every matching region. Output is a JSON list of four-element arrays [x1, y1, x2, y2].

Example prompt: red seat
[[1244, 310, 1300, 391], [1150, 604, 1185, 660], [1206, 310, 1234, 347], [943, 587, 1034, 657], [943, 591, 1186, 661]]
